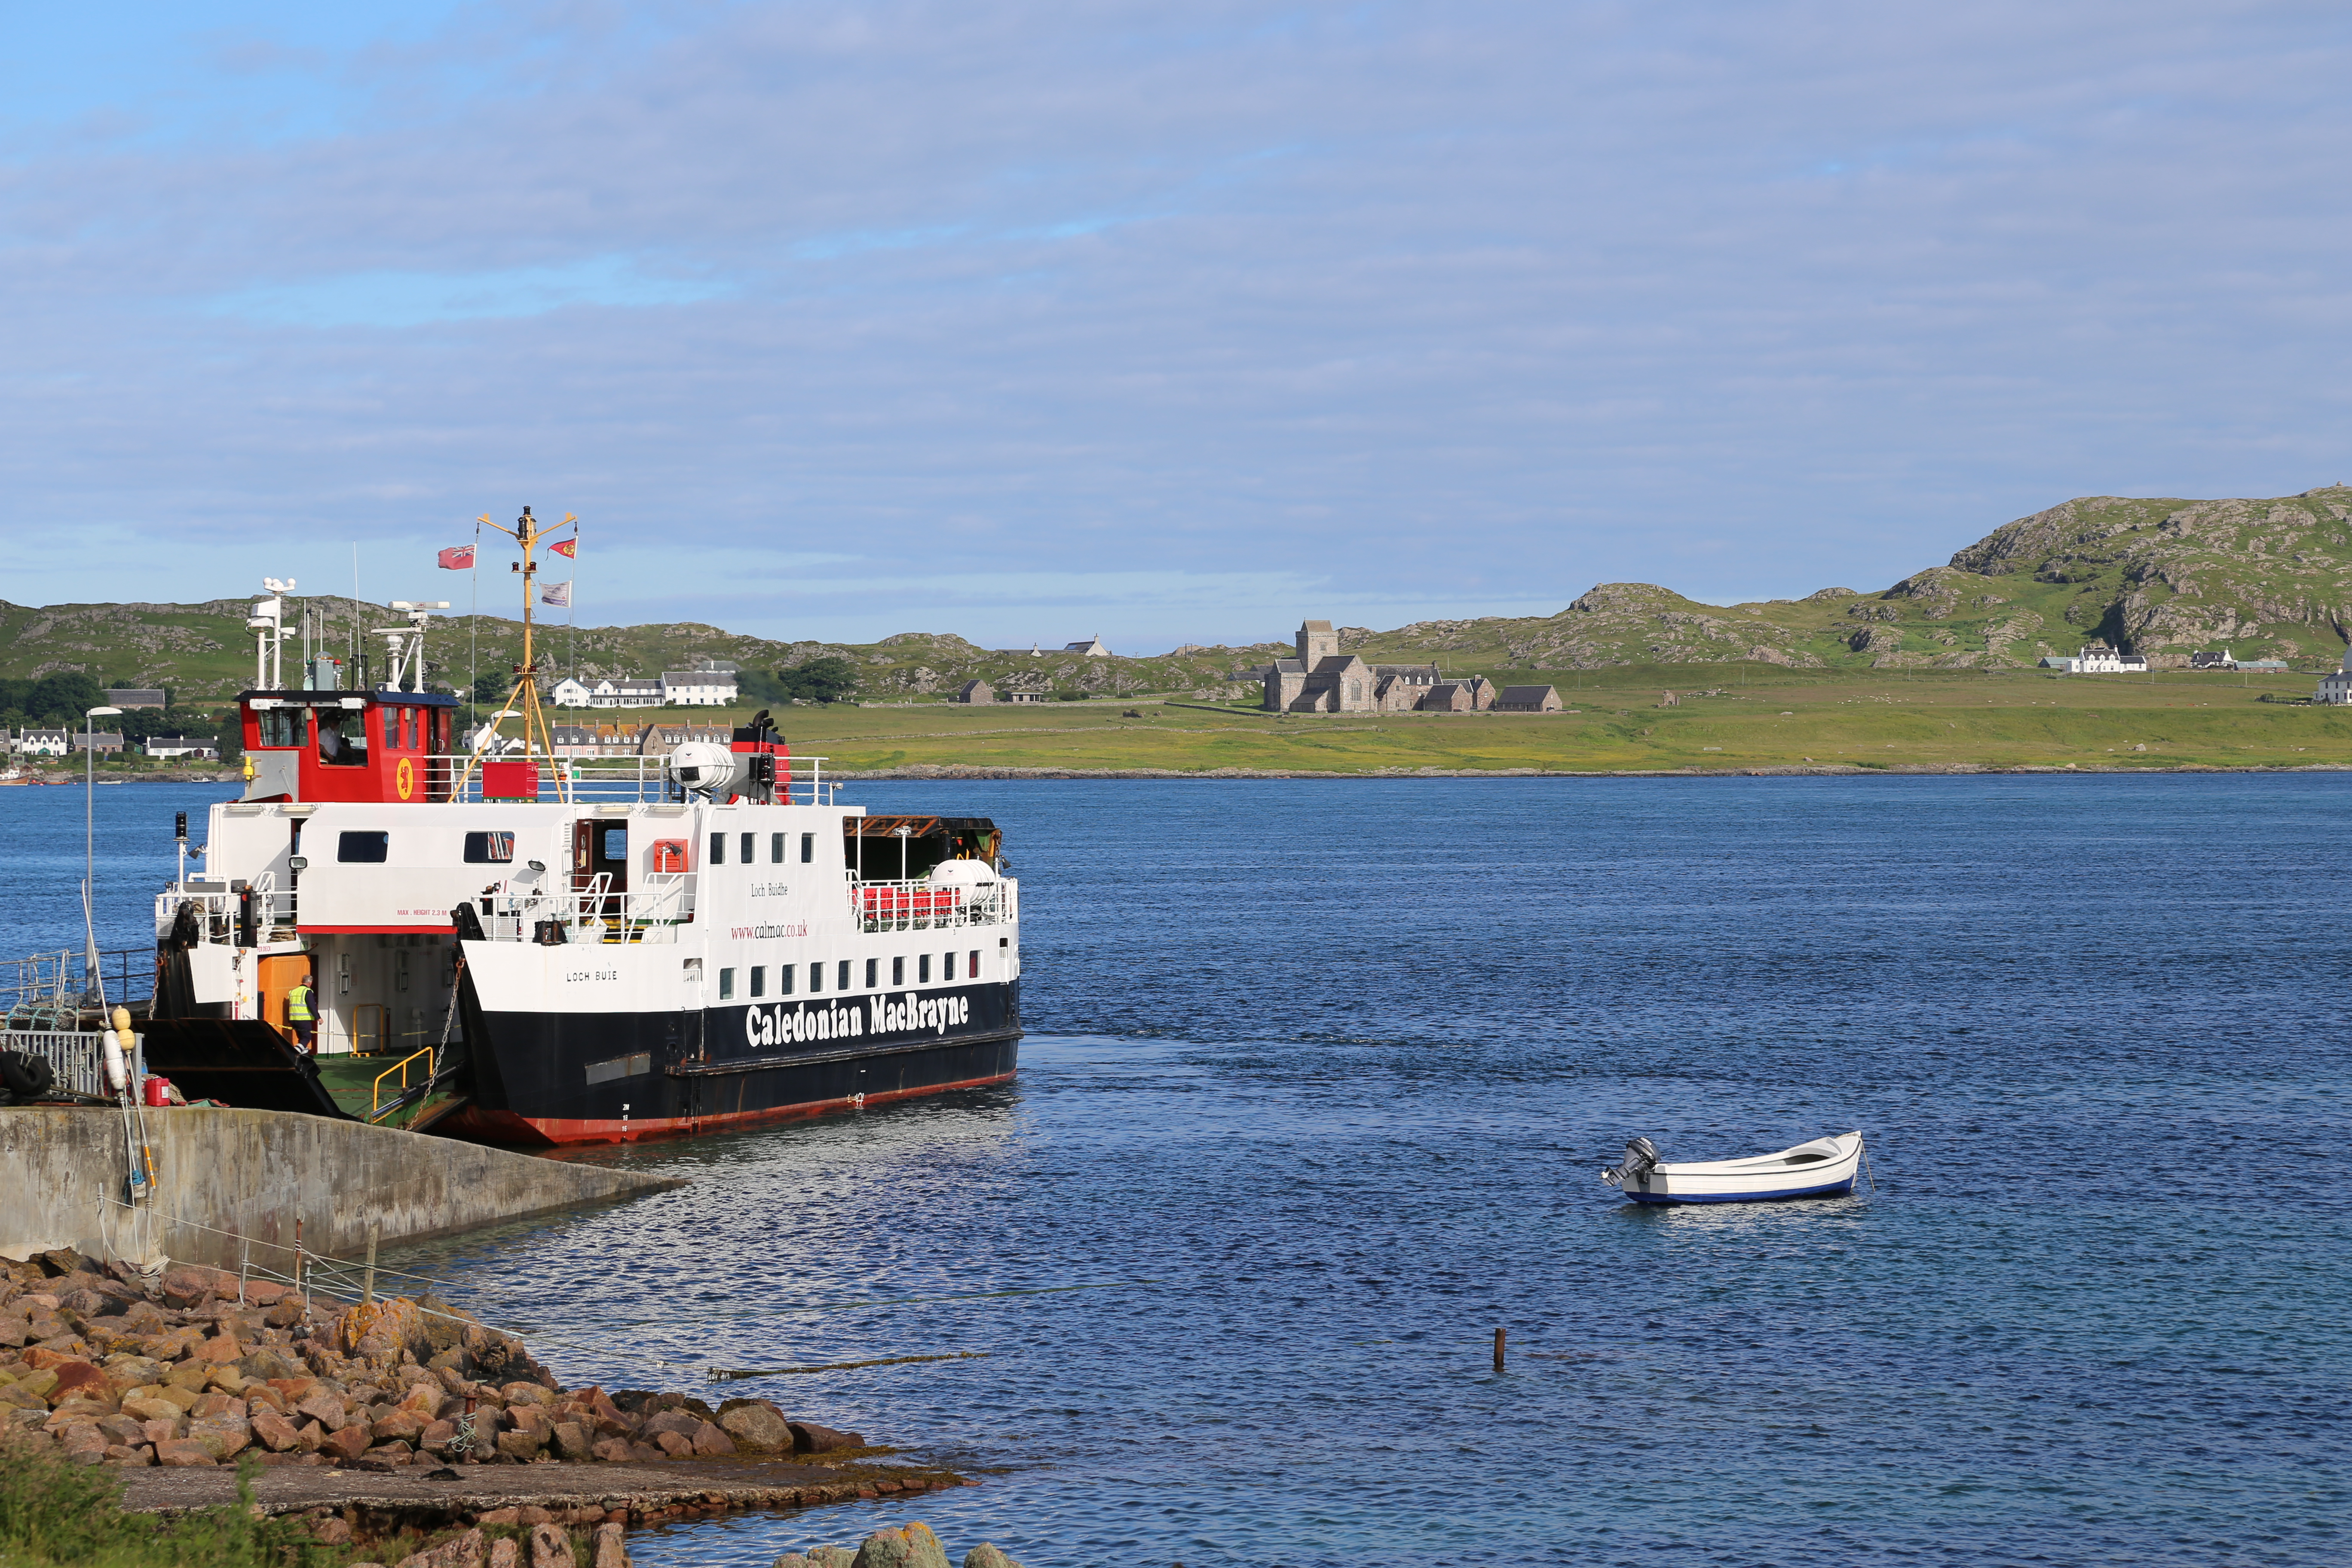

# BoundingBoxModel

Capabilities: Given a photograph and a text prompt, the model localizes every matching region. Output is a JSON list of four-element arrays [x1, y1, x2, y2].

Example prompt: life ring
[[851, 1092, 866, 1108], [395, 757, 415, 799]]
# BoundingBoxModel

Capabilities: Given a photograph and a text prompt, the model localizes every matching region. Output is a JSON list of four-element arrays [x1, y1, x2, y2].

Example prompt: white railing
[[416, 753, 837, 805], [2, 1029, 144, 1101], [850, 879, 1014, 933], [157, 883, 300, 946], [473, 872, 698, 946]]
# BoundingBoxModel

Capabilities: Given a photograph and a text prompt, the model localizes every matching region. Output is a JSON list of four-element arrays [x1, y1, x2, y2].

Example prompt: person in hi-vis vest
[[285, 971, 317, 1051]]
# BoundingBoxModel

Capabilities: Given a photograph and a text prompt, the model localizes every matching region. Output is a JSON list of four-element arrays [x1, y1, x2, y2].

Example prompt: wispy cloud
[[208, 254, 733, 328]]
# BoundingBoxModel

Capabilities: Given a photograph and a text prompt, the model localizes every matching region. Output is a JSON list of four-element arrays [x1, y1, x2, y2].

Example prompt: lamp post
[[83, 705, 122, 998]]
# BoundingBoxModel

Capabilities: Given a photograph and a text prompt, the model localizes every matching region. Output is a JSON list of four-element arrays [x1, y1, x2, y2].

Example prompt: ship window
[[778, 964, 794, 995], [463, 831, 515, 864], [918, 953, 931, 984], [891, 956, 904, 986], [838, 960, 851, 990], [337, 831, 389, 863], [257, 707, 310, 748], [718, 968, 734, 1000], [808, 962, 823, 992], [749, 966, 765, 998], [318, 710, 369, 767], [771, 833, 785, 864], [739, 833, 754, 865], [602, 827, 627, 861], [969, 949, 980, 979], [709, 833, 725, 865], [864, 958, 877, 989], [799, 833, 814, 864]]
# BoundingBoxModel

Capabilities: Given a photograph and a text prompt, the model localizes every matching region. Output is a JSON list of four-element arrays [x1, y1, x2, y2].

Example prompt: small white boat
[[1602, 1131, 1865, 1204]]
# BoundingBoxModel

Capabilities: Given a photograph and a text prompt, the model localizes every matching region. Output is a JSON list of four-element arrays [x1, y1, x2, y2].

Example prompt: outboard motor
[[1601, 1136, 1662, 1188]]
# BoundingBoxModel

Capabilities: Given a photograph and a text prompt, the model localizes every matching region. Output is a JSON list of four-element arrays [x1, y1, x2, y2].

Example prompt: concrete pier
[[0, 1106, 682, 1272]]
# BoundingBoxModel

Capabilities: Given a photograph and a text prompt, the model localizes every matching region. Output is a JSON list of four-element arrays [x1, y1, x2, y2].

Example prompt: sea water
[[7, 776, 2345, 1567]]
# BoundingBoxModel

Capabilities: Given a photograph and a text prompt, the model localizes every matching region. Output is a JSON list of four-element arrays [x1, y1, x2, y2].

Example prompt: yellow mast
[[456, 505, 576, 803]]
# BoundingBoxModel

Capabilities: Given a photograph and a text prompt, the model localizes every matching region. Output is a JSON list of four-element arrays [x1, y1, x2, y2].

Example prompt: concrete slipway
[[0, 1106, 682, 1273]]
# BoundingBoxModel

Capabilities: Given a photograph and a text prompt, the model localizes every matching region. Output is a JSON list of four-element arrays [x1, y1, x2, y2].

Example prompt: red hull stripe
[[444, 1069, 1017, 1148], [300, 925, 455, 935]]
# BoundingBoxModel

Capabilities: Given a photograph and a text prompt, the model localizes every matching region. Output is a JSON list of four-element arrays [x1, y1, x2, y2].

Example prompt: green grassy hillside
[[6, 485, 2349, 729]]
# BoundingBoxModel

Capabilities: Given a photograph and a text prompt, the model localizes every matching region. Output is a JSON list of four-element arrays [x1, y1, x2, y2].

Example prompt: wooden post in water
[[1494, 1327, 1506, 1372], [361, 1221, 380, 1305]]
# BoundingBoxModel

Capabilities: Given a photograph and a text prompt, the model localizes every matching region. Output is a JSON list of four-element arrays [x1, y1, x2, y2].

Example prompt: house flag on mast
[[548, 537, 577, 559], [540, 581, 572, 608], [438, 544, 475, 570]]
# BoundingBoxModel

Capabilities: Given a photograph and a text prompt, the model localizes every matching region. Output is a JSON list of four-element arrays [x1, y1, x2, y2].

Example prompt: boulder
[[809, 1550, 858, 1568], [322, 1424, 374, 1462], [191, 1333, 242, 1365], [296, 1391, 347, 1429], [97, 1413, 148, 1447], [155, 1437, 217, 1467], [264, 1295, 310, 1331], [104, 1442, 154, 1466], [717, 1398, 793, 1452], [590, 1437, 633, 1463], [652, 1430, 693, 1458], [789, 1421, 865, 1454], [188, 1415, 251, 1458], [159, 1270, 212, 1310], [690, 1421, 735, 1457], [848, 1523, 950, 1568], [640, 1409, 701, 1439], [310, 1516, 356, 1547], [418, 1419, 459, 1456], [488, 1541, 520, 1568], [45, 1360, 107, 1404], [139, 1418, 181, 1448], [239, 1348, 300, 1383], [251, 1411, 305, 1452], [494, 1428, 543, 1462], [962, 1547, 1020, 1568], [38, 1249, 94, 1278], [774, 1557, 815, 1568], [549, 1420, 593, 1460], [590, 1522, 628, 1568], [395, 1526, 487, 1568], [526, 1523, 571, 1568], [374, 1410, 431, 1444]]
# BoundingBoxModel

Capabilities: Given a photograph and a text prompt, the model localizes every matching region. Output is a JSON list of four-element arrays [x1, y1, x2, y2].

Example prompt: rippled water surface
[[8, 776, 2347, 1567]]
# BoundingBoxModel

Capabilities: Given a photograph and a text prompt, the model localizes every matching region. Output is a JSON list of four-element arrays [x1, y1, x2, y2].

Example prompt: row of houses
[[549, 656, 740, 709], [462, 722, 737, 758], [1261, 622, 1562, 713], [2039, 644, 2292, 675], [6, 729, 216, 760]]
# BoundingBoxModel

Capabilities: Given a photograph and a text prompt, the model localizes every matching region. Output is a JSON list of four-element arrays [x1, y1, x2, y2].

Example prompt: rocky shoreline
[[3, 1248, 988, 1564]]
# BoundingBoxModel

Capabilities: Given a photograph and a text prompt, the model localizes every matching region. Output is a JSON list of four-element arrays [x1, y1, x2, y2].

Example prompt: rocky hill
[[1340, 484, 2352, 672], [5, 485, 2345, 711]]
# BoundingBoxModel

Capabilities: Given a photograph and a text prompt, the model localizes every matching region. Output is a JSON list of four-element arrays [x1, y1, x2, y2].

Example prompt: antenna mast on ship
[[456, 505, 576, 803]]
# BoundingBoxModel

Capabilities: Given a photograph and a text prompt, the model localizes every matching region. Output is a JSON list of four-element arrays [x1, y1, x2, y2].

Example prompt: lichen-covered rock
[[961, 1547, 1021, 1568], [717, 1397, 793, 1451], [589, 1522, 628, 1568], [525, 1522, 570, 1568], [396, 1527, 486, 1568], [849, 1522, 949, 1568]]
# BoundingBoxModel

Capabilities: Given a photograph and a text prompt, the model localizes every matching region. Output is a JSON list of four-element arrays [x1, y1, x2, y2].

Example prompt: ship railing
[[848, 878, 1014, 933], [0, 1027, 145, 1101], [155, 882, 300, 947], [473, 872, 697, 946], [0, 948, 156, 1027], [412, 753, 839, 805]]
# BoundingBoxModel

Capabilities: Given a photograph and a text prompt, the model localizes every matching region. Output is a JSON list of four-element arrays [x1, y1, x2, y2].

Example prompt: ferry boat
[[141, 515, 1020, 1145]]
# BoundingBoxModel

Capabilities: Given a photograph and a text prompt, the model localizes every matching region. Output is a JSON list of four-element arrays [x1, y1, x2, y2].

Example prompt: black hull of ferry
[[443, 977, 1022, 1146]]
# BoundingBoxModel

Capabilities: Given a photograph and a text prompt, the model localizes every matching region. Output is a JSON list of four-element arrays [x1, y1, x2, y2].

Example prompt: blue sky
[[2, 0, 2349, 652]]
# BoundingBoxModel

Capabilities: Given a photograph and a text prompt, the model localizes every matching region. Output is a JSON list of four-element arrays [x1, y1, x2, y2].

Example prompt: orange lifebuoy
[[395, 756, 415, 800]]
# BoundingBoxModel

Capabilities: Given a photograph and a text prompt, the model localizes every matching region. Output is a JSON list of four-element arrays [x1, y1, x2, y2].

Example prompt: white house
[[143, 736, 219, 760], [609, 679, 663, 708], [549, 678, 594, 707], [660, 665, 738, 705], [1063, 636, 1112, 658], [13, 730, 69, 757], [2314, 649, 2352, 704], [2041, 644, 2148, 674]]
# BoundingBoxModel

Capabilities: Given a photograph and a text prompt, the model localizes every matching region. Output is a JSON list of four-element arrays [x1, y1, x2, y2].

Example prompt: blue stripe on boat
[[1624, 1176, 1857, 1204]]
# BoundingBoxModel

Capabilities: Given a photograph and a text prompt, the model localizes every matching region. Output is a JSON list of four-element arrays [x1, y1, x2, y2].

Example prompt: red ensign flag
[[437, 545, 475, 570], [549, 538, 578, 559]]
